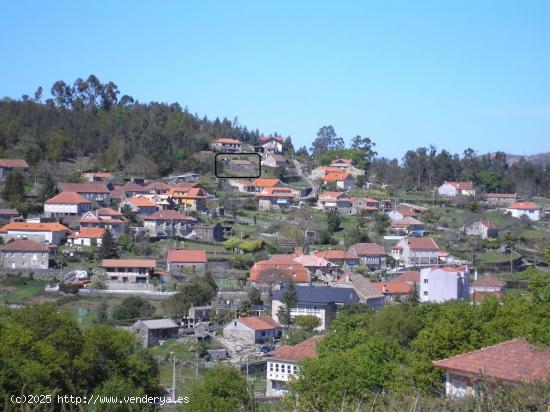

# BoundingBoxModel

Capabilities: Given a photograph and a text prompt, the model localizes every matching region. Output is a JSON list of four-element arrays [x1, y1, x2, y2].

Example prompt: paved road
[[293, 158, 318, 198]]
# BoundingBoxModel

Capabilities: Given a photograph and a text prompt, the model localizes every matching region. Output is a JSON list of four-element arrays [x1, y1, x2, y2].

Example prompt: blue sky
[[1, 1, 548, 159]]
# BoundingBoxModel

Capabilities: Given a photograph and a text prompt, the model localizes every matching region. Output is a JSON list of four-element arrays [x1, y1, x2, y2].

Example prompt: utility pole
[[171, 352, 176, 402]]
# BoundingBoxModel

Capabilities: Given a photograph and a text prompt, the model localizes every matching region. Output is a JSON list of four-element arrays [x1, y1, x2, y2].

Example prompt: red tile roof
[[213, 138, 241, 144], [102, 259, 156, 268], [127, 197, 156, 207], [507, 201, 539, 210], [445, 181, 474, 190], [319, 191, 348, 201], [372, 280, 412, 295], [97, 208, 123, 217], [68, 228, 106, 239], [348, 243, 386, 256], [406, 237, 440, 250], [167, 249, 207, 263], [268, 335, 323, 362], [0, 159, 29, 168], [314, 250, 360, 261], [1, 239, 49, 252], [45, 192, 91, 205], [322, 171, 352, 182], [256, 187, 296, 198], [249, 258, 310, 283], [237, 316, 281, 331], [252, 178, 282, 187], [471, 291, 504, 302], [60, 183, 110, 193], [394, 208, 418, 216], [394, 271, 420, 283], [0, 222, 69, 233], [433, 339, 550, 384], [471, 274, 504, 288]]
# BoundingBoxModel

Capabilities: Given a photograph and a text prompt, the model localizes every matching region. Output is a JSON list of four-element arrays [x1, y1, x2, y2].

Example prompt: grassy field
[[476, 251, 521, 264], [520, 229, 550, 240], [0, 277, 48, 304]]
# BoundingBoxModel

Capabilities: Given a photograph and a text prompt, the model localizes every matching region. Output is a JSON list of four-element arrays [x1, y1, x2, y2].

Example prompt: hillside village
[[1, 112, 550, 409]]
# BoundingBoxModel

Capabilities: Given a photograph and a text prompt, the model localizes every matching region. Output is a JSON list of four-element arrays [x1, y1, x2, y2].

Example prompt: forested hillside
[[0, 75, 258, 177]]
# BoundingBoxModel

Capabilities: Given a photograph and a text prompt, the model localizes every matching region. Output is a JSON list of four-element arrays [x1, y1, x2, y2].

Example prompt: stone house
[[0, 240, 49, 270]]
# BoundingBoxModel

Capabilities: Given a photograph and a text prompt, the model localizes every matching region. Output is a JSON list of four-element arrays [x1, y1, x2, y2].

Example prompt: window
[[275, 364, 279, 372], [424, 279, 428, 284], [423, 291, 428, 296]]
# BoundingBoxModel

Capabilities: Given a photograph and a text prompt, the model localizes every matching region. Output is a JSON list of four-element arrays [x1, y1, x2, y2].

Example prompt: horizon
[[1, 1, 548, 158]]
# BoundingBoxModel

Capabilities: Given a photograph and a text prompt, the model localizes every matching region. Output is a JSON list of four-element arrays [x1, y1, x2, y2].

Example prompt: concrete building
[[266, 336, 322, 397], [322, 172, 356, 191], [419, 266, 469, 303], [119, 196, 158, 215], [0, 222, 69, 244], [223, 316, 282, 345], [130, 318, 179, 348], [67, 227, 105, 247], [466, 221, 498, 239], [391, 237, 441, 267], [167, 249, 207, 275], [348, 243, 387, 270], [256, 187, 297, 211], [317, 192, 352, 213], [433, 339, 550, 397], [58, 183, 111, 205], [506, 201, 541, 221], [143, 210, 195, 238], [0, 159, 29, 181], [192, 223, 224, 242], [44, 192, 93, 217], [437, 181, 476, 197], [211, 138, 242, 152], [80, 209, 128, 237], [0, 240, 49, 270], [102, 259, 156, 284], [272, 285, 359, 331]]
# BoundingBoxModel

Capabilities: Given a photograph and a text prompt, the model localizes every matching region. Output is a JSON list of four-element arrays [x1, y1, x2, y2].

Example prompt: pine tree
[[277, 280, 298, 326], [39, 173, 58, 202], [2, 170, 26, 206], [99, 229, 119, 259]]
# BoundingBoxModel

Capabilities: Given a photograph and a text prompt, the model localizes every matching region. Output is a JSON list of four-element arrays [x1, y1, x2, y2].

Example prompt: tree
[[351, 135, 377, 176], [247, 287, 263, 305], [111, 296, 156, 322], [310, 126, 344, 157], [2, 170, 26, 206], [95, 302, 109, 324], [162, 275, 218, 318], [186, 365, 249, 412], [277, 281, 298, 326], [374, 212, 390, 235], [344, 227, 370, 247], [39, 173, 58, 202], [120, 204, 142, 226], [99, 229, 118, 259], [326, 210, 341, 233], [282, 136, 294, 154], [294, 315, 321, 332]]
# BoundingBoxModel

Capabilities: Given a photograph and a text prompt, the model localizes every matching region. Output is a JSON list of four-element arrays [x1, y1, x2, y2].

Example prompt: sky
[[0, 0, 549, 159]]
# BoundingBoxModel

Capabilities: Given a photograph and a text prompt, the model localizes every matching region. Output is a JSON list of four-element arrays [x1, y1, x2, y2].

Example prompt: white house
[[80, 209, 128, 237], [67, 227, 105, 247], [102, 259, 156, 284], [391, 237, 441, 267], [44, 192, 92, 217], [0, 222, 69, 244], [211, 138, 242, 152], [506, 201, 541, 221], [317, 191, 352, 213], [266, 336, 322, 398], [256, 187, 297, 211], [419, 266, 469, 303], [437, 181, 476, 197], [322, 172, 356, 191]]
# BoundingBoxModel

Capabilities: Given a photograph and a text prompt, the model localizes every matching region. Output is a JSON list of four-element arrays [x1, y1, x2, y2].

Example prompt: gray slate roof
[[136, 318, 179, 330], [273, 285, 359, 304]]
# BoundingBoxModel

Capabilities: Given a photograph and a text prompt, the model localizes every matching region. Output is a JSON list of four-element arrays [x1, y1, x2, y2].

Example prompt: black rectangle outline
[[215, 152, 262, 178]]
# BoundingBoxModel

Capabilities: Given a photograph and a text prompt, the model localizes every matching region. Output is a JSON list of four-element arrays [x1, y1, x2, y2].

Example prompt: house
[[266, 336, 322, 398], [256, 187, 297, 211], [394, 271, 420, 286], [329, 159, 365, 177], [0, 222, 69, 244], [391, 237, 441, 267], [506, 201, 541, 221], [314, 250, 360, 269], [192, 223, 224, 242], [258, 136, 284, 153], [249, 256, 310, 287], [143, 210, 195, 238], [437, 181, 476, 197], [262, 154, 286, 168], [130, 318, 179, 348], [167, 249, 207, 275], [228, 159, 258, 173], [0, 240, 49, 270], [252, 178, 285, 192], [347, 243, 387, 270], [134, 193, 174, 210], [81, 172, 113, 182], [67, 227, 105, 247], [119, 196, 158, 215], [350, 197, 379, 215], [387, 208, 419, 221], [485, 193, 518, 206], [80, 209, 128, 237], [293, 253, 337, 279], [59, 183, 111, 205], [44, 192, 92, 217], [272, 284, 359, 330], [433, 339, 550, 397], [0, 209, 21, 224], [118, 182, 150, 197], [102, 259, 156, 284], [470, 273, 504, 295], [322, 172, 356, 191], [317, 192, 352, 213], [466, 221, 498, 239], [391, 216, 424, 234], [419, 266, 469, 303], [333, 272, 385, 308], [211, 138, 242, 152], [228, 179, 256, 193], [223, 316, 282, 345], [169, 186, 208, 211], [0, 159, 29, 181], [372, 280, 412, 302], [143, 181, 172, 194]]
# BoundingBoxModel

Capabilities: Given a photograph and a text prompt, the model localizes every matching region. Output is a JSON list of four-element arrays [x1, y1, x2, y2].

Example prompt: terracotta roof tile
[[45, 192, 91, 205], [102, 259, 156, 268], [0, 222, 69, 232], [471, 274, 504, 288], [0, 159, 29, 168], [372, 280, 412, 295], [268, 336, 323, 362], [314, 250, 360, 261], [507, 201, 539, 210], [433, 339, 550, 384], [167, 249, 207, 263], [237, 316, 281, 331], [322, 172, 352, 182], [1, 239, 49, 252], [143, 210, 194, 221], [60, 183, 110, 193]]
